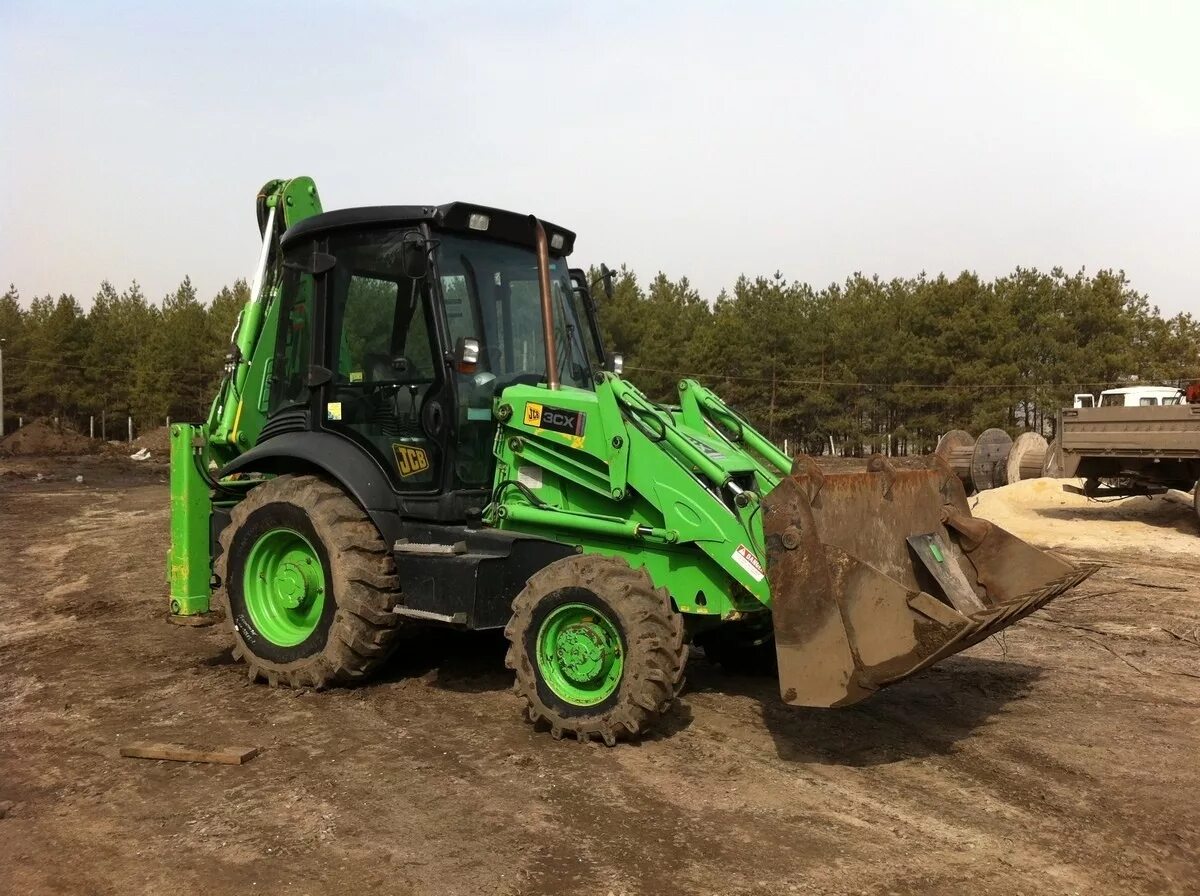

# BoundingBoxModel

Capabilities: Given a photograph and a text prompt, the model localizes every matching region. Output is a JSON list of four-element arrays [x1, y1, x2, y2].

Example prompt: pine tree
[[0, 285, 27, 429]]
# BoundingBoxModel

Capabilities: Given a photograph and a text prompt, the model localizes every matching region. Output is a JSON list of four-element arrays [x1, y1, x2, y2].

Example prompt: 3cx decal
[[682, 432, 726, 462], [392, 443, 431, 478], [523, 402, 586, 437]]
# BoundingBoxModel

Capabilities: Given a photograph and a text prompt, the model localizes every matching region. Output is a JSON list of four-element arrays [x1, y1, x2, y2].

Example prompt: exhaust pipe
[[531, 216, 559, 391]]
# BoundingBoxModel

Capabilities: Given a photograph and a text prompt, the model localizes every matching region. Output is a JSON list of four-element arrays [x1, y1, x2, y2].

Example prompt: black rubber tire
[[699, 620, 778, 677], [504, 554, 688, 745], [216, 474, 403, 688]]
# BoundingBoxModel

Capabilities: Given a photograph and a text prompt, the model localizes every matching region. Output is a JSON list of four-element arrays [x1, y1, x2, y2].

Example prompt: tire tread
[[215, 474, 403, 688]]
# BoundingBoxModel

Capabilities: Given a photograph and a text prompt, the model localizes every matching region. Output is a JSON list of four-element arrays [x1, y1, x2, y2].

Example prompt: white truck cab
[[1074, 386, 1185, 408]]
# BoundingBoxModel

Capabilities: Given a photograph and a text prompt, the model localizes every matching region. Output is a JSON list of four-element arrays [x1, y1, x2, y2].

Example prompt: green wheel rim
[[242, 527, 327, 647], [536, 602, 624, 707]]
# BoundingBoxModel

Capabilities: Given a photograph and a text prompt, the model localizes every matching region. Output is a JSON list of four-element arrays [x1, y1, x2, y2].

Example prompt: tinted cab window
[[269, 245, 316, 414], [436, 233, 594, 488], [325, 228, 442, 490]]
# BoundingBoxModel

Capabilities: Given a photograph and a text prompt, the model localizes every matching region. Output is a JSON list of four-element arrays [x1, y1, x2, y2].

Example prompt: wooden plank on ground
[[119, 742, 259, 765]]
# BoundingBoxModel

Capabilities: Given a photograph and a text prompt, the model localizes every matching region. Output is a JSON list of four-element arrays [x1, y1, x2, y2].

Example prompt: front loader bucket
[[761, 455, 1097, 708]]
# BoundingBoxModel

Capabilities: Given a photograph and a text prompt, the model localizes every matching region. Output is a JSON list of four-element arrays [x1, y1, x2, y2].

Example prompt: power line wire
[[626, 365, 1193, 391]]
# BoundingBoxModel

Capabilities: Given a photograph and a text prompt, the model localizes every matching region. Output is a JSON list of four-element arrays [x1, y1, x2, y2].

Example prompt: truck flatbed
[[1057, 403, 1200, 500]]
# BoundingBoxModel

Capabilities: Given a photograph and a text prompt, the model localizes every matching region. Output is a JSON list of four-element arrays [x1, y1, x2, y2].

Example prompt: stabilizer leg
[[168, 423, 219, 625]]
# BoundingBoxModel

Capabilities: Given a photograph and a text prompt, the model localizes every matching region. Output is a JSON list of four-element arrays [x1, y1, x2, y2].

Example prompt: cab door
[[321, 228, 448, 491]]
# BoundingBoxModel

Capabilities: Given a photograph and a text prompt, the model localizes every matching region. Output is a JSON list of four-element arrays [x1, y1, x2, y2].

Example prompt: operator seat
[[361, 352, 424, 437]]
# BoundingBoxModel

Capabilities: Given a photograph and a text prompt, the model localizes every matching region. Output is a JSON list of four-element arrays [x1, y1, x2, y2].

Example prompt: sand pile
[[971, 477, 1197, 556], [0, 419, 97, 457]]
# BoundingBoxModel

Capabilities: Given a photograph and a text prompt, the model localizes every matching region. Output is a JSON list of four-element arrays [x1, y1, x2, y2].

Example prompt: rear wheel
[[504, 555, 687, 745], [216, 474, 403, 688]]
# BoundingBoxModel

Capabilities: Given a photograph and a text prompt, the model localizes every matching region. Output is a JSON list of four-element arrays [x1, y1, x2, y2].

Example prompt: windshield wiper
[[554, 291, 591, 385]]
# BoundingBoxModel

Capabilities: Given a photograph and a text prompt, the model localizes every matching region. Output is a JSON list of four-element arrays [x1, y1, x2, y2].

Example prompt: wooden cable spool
[[970, 428, 1013, 493], [1005, 432, 1049, 484], [933, 429, 976, 493]]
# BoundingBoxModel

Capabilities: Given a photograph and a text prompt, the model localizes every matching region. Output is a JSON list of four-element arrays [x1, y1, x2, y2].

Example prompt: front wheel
[[504, 555, 688, 745]]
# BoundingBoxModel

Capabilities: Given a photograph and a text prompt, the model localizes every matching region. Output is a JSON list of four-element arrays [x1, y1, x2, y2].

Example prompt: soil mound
[[0, 419, 97, 457], [133, 426, 172, 456]]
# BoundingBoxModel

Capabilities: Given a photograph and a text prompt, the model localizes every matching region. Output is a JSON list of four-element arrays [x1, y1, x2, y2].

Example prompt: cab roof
[[280, 202, 576, 256]]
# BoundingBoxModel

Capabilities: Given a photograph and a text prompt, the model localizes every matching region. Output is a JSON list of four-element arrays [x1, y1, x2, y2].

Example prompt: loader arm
[[675, 378, 792, 486]]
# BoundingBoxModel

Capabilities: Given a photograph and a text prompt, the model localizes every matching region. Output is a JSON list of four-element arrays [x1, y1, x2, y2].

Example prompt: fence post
[[90, 416, 95, 439], [128, 416, 133, 443]]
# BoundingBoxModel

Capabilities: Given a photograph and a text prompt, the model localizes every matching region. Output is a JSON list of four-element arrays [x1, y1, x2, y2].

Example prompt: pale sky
[[2, 1, 1197, 315]]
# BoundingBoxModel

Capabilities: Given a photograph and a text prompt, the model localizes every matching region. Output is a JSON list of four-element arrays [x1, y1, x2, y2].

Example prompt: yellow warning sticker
[[326, 401, 343, 421], [392, 443, 431, 478], [349, 370, 363, 383]]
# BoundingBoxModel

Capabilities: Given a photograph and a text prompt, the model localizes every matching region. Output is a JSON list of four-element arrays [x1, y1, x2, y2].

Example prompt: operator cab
[[267, 203, 607, 522]]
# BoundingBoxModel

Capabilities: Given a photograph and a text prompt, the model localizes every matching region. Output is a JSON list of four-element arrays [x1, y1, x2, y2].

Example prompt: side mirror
[[582, 264, 616, 302], [454, 337, 481, 374], [606, 352, 624, 375], [600, 263, 615, 301], [400, 235, 429, 279]]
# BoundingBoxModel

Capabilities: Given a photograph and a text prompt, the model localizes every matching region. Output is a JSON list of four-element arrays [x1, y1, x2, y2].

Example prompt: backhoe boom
[[168, 177, 322, 619]]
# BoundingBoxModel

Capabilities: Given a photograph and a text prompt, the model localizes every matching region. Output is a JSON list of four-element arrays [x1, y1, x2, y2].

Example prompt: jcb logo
[[392, 443, 430, 478], [523, 402, 543, 426]]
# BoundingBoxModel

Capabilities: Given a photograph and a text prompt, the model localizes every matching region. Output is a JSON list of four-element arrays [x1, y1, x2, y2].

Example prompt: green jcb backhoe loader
[[168, 177, 1096, 744]]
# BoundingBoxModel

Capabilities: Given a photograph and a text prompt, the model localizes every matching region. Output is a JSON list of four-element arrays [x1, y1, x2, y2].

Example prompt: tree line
[[596, 265, 1199, 454], [0, 279, 246, 437], [2, 266, 1197, 453]]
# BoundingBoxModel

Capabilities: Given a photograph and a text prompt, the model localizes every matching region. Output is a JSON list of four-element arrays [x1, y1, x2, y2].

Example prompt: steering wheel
[[360, 353, 422, 394]]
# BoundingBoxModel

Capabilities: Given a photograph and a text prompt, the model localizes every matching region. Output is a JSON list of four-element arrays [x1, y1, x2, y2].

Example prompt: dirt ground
[[2, 460, 1199, 895]]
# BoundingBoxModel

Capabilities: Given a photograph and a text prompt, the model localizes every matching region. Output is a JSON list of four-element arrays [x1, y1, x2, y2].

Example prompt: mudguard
[[220, 431, 396, 512]]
